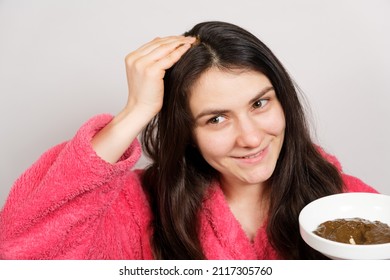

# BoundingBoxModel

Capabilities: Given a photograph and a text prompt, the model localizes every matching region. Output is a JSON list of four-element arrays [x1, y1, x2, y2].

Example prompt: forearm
[[91, 106, 154, 164]]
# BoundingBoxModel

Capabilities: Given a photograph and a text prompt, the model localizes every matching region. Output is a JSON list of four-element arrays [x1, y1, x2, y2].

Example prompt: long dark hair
[[141, 21, 343, 259]]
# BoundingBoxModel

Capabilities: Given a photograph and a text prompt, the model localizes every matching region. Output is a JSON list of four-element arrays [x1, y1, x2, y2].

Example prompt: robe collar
[[199, 181, 279, 259]]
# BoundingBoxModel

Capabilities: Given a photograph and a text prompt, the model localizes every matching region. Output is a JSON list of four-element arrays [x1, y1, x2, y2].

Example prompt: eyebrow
[[194, 86, 274, 121]]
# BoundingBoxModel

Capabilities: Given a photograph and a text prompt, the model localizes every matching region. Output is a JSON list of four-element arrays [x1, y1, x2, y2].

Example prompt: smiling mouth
[[235, 149, 265, 159]]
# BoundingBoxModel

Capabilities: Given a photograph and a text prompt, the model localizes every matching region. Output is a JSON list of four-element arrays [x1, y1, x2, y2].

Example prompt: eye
[[252, 99, 269, 109], [207, 115, 226, 125]]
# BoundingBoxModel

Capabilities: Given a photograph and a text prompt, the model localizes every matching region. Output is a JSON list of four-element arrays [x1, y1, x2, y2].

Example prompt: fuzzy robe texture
[[0, 115, 378, 259]]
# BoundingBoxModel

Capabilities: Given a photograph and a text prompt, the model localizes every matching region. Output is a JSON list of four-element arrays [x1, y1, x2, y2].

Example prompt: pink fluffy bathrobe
[[0, 115, 378, 259]]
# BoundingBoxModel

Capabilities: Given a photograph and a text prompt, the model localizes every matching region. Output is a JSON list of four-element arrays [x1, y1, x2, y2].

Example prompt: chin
[[241, 171, 273, 185], [246, 177, 270, 186]]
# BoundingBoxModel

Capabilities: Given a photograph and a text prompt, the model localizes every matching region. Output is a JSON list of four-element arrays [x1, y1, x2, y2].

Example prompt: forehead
[[189, 67, 272, 110]]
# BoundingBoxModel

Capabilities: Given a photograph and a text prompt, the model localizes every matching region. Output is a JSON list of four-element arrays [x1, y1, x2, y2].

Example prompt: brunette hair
[[141, 21, 343, 259]]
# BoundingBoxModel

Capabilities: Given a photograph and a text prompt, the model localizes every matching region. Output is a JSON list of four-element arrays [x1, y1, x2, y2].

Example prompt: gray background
[[1, 0, 389, 208]]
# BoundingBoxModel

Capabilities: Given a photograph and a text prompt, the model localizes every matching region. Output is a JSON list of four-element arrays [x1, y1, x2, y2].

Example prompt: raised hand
[[124, 36, 196, 117], [92, 36, 195, 163]]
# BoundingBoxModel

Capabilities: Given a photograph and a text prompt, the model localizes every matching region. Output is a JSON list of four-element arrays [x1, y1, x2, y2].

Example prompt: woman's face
[[189, 68, 285, 189]]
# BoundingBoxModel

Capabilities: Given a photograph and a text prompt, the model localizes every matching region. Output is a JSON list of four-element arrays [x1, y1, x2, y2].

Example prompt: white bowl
[[299, 192, 390, 259]]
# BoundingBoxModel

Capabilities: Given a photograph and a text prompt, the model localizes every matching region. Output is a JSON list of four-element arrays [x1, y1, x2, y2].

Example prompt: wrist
[[114, 104, 157, 129], [91, 106, 154, 164]]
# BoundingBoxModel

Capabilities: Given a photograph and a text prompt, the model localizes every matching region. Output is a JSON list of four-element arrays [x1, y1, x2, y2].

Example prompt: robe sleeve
[[0, 114, 146, 259]]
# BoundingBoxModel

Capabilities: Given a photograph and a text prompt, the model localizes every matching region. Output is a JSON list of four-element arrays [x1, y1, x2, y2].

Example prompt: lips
[[239, 150, 264, 158], [232, 146, 269, 165], [235, 148, 265, 159]]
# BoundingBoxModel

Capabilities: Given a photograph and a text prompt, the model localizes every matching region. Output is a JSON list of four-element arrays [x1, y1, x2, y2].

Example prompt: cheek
[[263, 106, 286, 136], [194, 129, 234, 161], [271, 117, 286, 136]]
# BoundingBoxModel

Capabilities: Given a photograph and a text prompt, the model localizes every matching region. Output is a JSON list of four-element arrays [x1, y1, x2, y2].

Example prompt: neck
[[220, 177, 270, 241], [220, 177, 267, 205]]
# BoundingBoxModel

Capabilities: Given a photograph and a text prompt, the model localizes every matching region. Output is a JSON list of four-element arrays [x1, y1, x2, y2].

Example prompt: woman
[[0, 21, 377, 259]]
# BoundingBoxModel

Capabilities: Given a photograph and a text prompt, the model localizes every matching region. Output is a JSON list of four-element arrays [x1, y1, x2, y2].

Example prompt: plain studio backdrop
[[0, 0, 389, 209]]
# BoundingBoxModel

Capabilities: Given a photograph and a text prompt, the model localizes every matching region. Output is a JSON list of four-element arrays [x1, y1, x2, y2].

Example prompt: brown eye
[[207, 115, 226, 125], [253, 99, 268, 109]]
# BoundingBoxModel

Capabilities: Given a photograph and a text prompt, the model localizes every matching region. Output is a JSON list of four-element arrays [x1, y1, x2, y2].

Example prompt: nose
[[235, 115, 262, 148]]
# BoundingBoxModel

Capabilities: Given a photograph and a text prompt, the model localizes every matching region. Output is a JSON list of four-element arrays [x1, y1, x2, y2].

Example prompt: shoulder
[[315, 145, 342, 171], [316, 145, 379, 193], [341, 173, 379, 193], [120, 169, 152, 225]]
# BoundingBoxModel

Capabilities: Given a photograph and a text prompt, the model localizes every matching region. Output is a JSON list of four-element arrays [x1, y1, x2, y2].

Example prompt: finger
[[135, 36, 192, 57], [125, 36, 194, 66], [142, 37, 195, 63], [154, 42, 193, 70], [137, 36, 184, 52]]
